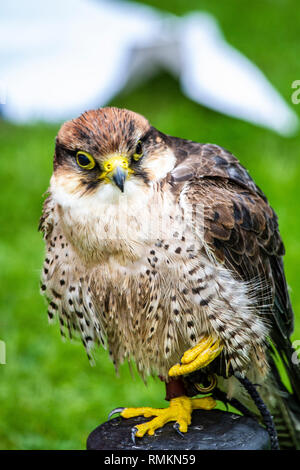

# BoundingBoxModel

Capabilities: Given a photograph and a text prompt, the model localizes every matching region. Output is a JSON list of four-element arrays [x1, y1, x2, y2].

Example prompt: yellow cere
[[99, 155, 134, 180]]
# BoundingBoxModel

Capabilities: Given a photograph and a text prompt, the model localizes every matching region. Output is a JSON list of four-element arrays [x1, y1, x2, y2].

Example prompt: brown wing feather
[[168, 139, 293, 342], [38, 193, 55, 239]]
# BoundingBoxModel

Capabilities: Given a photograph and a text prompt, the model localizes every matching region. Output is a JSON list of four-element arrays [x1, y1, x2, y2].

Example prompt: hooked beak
[[112, 166, 126, 192], [99, 155, 133, 192]]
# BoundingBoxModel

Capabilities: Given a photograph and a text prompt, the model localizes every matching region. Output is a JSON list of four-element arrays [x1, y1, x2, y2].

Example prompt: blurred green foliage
[[1, 0, 300, 449]]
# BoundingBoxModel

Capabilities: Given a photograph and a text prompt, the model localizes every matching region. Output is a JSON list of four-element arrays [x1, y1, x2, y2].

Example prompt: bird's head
[[50, 107, 176, 207]]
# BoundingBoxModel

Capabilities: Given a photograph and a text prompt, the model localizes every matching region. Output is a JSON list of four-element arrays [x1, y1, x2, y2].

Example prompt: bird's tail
[[260, 344, 300, 449]]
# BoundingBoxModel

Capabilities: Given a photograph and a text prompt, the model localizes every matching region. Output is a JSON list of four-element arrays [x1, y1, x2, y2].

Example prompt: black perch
[[87, 409, 270, 450]]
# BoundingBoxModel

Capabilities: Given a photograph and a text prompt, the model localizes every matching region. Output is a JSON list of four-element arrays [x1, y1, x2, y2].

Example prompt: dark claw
[[173, 422, 185, 438], [108, 407, 125, 420], [131, 426, 138, 444]]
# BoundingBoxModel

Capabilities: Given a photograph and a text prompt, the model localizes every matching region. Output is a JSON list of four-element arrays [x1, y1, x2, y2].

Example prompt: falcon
[[39, 107, 300, 448]]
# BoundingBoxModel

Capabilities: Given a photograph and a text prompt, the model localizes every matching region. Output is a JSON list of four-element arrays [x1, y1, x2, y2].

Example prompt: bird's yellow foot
[[109, 395, 216, 440], [169, 337, 223, 377]]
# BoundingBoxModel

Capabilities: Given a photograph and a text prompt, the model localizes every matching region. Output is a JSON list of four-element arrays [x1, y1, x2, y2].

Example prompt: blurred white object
[[0, 0, 298, 135]]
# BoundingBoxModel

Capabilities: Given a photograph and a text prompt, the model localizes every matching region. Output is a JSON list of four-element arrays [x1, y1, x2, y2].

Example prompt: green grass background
[[1, 0, 300, 449]]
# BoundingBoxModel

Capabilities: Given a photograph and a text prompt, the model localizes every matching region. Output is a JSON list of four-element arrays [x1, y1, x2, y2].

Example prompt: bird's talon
[[131, 426, 138, 444], [173, 422, 185, 438], [108, 407, 125, 420]]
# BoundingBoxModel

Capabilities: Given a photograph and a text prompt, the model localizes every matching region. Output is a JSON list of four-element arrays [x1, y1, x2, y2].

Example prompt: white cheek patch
[[50, 174, 85, 210], [50, 173, 151, 220], [142, 148, 176, 181]]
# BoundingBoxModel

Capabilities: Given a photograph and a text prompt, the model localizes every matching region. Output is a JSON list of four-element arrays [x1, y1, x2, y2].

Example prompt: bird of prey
[[39, 107, 300, 448]]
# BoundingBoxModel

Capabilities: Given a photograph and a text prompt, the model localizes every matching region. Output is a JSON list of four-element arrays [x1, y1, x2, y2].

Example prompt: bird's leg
[[110, 377, 216, 439], [168, 336, 223, 377], [109, 335, 222, 440]]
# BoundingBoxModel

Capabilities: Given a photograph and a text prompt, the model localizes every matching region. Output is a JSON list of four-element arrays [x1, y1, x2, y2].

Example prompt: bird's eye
[[132, 141, 143, 161], [76, 151, 95, 170]]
